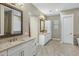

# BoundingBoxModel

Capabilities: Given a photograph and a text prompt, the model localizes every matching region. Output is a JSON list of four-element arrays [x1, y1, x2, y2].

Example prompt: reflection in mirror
[[0, 5, 5, 36], [4, 6, 12, 35], [11, 10, 21, 34], [4, 6, 21, 35], [0, 4, 23, 37]]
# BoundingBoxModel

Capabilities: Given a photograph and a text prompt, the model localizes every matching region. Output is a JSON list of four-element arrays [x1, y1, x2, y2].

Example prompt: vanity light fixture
[[39, 15, 45, 20], [55, 9, 59, 11]]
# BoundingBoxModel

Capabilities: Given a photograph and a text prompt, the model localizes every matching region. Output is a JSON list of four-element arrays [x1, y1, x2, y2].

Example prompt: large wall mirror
[[40, 19, 45, 32], [0, 3, 23, 38]]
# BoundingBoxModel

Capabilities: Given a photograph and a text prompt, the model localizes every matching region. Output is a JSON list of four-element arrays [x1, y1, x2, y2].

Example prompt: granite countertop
[[0, 37, 35, 52]]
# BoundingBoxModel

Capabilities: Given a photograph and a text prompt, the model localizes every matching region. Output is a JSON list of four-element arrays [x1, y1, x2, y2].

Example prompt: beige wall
[[0, 3, 44, 40], [47, 15, 61, 39], [61, 8, 79, 35], [22, 3, 44, 35], [47, 8, 79, 39]]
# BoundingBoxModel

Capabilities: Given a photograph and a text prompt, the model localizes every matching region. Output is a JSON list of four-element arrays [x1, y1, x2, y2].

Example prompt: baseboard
[[60, 40, 74, 45], [52, 38, 60, 40], [60, 40, 64, 43]]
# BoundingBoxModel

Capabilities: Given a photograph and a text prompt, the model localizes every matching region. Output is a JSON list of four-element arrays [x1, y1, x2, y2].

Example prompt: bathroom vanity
[[39, 20, 52, 45], [39, 32, 51, 45], [0, 37, 37, 56], [0, 4, 38, 56]]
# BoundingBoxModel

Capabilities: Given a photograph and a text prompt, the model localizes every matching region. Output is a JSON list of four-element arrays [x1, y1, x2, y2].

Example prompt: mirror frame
[[40, 19, 45, 32], [0, 3, 23, 38]]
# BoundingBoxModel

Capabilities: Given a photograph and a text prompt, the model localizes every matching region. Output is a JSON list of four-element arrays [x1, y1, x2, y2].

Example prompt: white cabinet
[[0, 51, 7, 56], [0, 39, 36, 56], [45, 20, 52, 34], [39, 33, 51, 45], [39, 20, 52, 46], [8, 49, 24, 56], [8, 39, 36, 56], [8, 43, 24, 56], [39, 34, 46, 45], [23, 39, 36, 56], [45, 20, 52, 39]]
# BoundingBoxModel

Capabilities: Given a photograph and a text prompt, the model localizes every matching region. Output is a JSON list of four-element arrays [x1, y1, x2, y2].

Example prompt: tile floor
[[37, 40, 79, 56]]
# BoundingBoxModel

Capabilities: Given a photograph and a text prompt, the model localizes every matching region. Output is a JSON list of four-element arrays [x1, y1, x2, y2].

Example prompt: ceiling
[[33, 3, 79, 16]]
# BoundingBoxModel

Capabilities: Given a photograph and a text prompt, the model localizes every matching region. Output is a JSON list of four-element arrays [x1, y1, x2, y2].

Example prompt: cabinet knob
[[21, 51, 24, 56], [35, 43, 36, 46]]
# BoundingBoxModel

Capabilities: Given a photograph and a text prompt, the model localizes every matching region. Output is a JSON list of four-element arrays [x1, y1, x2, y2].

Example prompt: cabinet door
[[7, 39, 36, 56], [19, 49, 24, 56], [8, 49, 20, 56], [8, 43, 24, 56], [45, 20, 52, 33], [0, 51, 7, 56], [8, 48, 25, 56], [24, 45, 33, 56], [39, 35, 45, 45], [49, 33, 52, 40], [24, 40, 36, 56], [45, 34, 49, 44]]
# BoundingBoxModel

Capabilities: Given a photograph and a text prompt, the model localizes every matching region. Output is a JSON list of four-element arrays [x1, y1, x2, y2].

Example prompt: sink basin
[[20, 39, 25, 41]]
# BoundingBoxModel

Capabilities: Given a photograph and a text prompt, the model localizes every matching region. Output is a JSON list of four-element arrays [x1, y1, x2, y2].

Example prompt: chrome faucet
[[8, 38, 17, 42]]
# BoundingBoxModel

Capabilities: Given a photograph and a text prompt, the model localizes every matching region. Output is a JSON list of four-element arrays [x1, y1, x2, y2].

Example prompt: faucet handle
[[14, 38, 17, 41]]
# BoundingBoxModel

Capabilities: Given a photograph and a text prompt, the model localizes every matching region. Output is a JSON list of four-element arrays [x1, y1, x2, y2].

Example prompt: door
[[30, 16, 39, 41], [61, 14, 74, 44]]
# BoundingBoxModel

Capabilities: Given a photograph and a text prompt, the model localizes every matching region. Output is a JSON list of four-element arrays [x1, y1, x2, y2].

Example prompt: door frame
[[60, 14, 74, 45]]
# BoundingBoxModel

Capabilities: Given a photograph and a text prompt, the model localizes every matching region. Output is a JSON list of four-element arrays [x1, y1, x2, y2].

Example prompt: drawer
[[0, 51, 7, 56], [23, 39, 36, 56]]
